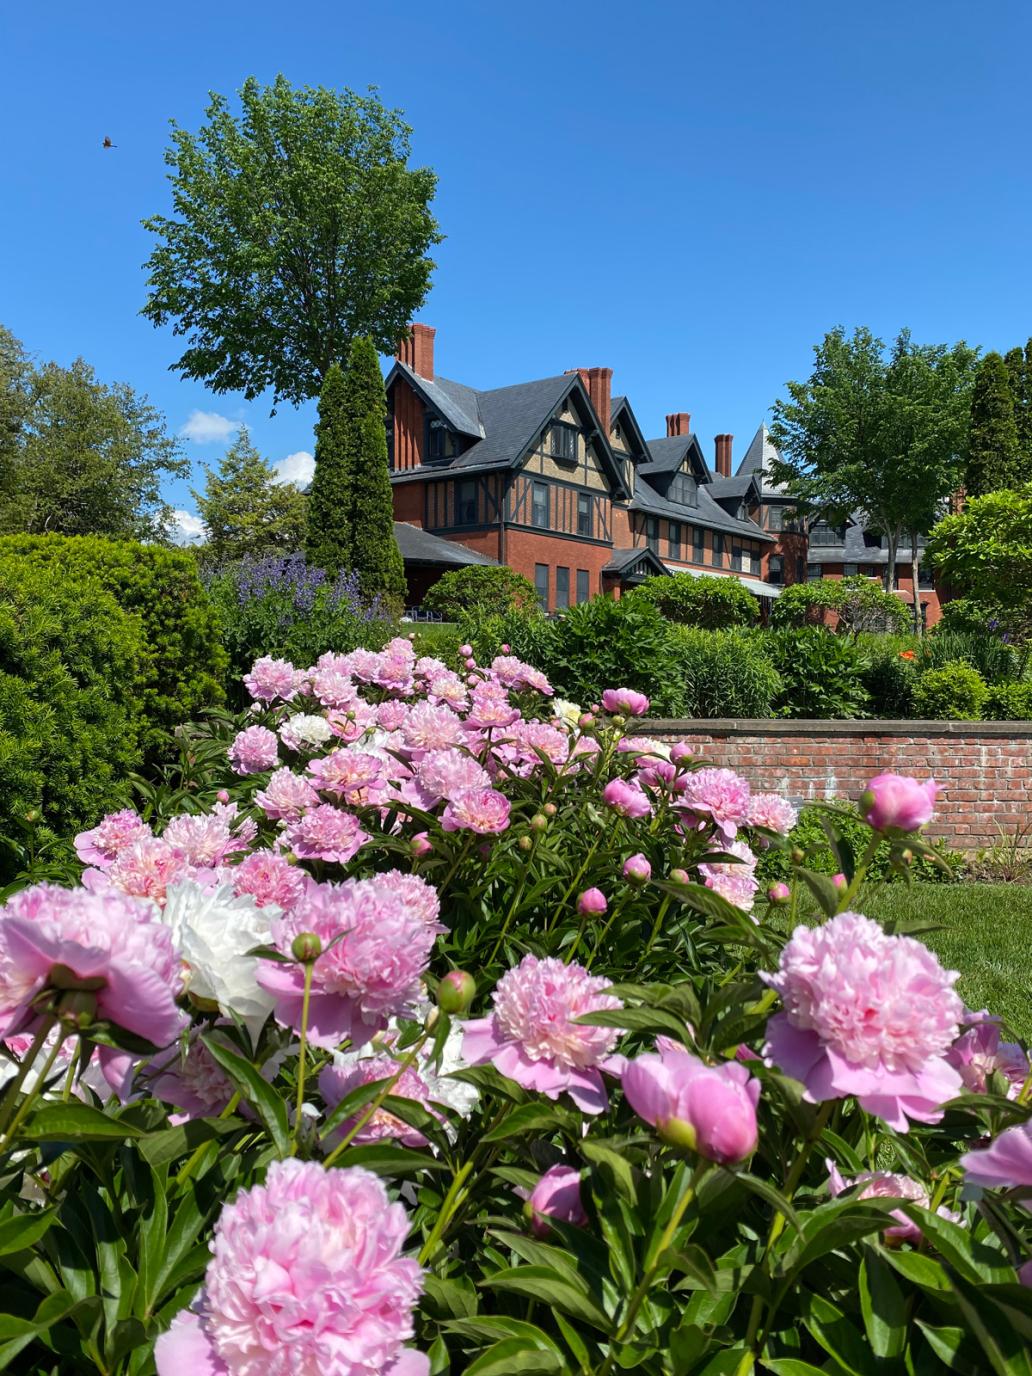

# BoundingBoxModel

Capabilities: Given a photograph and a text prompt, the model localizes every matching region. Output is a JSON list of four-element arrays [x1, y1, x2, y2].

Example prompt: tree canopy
[[305, 362, 351, 575], [142, 76, 442, 409], [343, 336, 406, 609], [0, 326, 185, 541], [928, 482, 1032, 646], [193, 426, 307, 563], [966, 352, 1022, 496], [769, 327, 978, 626]]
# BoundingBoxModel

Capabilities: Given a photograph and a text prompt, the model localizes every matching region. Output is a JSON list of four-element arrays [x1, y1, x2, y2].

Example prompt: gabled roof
[[609, 396, 651, 464], [628, 472, 776, 543], [387, 368, 630, 498], [392, 523, 497, 567], [603, 545, 668, 577], [735, 424, 790, 497], [708, 471, 761, 503]]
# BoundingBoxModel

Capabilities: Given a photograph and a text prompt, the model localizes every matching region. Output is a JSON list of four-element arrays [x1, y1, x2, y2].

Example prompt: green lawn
[[847, 883, 1032, 1040]]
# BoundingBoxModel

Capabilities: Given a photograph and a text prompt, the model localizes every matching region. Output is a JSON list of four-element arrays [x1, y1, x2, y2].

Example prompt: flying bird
[[102, 137, 116, 149]]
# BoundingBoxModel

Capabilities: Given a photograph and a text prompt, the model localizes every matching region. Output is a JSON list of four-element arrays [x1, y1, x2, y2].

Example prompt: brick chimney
[[666, 412, 691, 437], [568, 367, 613, 433], [396, 323, 435, 380], [714, 433, 733, 477]]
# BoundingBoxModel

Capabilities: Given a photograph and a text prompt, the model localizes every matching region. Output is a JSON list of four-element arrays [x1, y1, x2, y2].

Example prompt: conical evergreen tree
[[967, 352, 1021, 496], [194, 426, 307, 562], [343, 336, 406, 610], [305, 363, 352, 574], [1020, 337, 1032, 464]]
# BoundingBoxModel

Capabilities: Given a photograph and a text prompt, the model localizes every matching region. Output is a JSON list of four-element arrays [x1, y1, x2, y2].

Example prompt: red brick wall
[[816, 562, 943, 628], [393, 378, 425, 471], [393, 486, 423, 524], [637, 719, 1032, 849], [503, 529, 614, 607]]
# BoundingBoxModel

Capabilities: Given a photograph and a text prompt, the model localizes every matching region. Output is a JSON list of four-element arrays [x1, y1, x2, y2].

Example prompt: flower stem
[[548, 833, 602, 933], [641, 893, 673, 959], [0, 1016, 59, 1142], [292, 960, 315, 1154], [322, 1029, 431, 1168], [0, 1024, 69, 1149], [838, 833, 881, 911]]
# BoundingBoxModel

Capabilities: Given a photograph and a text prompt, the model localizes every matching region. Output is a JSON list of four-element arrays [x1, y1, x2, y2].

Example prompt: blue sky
[[2, 1, 1031, 538]]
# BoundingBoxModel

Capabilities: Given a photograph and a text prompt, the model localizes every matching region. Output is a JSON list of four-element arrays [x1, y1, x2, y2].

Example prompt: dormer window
[[668, 473, 697, 507], [427, 420, 451, 462], [550, 423, 578, 464]]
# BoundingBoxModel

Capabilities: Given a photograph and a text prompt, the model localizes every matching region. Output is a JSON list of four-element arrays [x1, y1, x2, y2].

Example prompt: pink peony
[[231, 851, 308, 912], [961, 1121, 1032, 1192], [700, 840, 759, 915], [601, 778, 652, 820], [255, 768, 320, 822], [402, 703, 462, 752], [825, 1160, 948, 1244], [622, 1041, 759, 1164], [623, 853, 652, 884], [155, 1160, 427, 1376], [525, 1165, 587, 1237], [764, 912, 964, 1132], [377, 700, 411, 732], [243, 655, 301, 705], [0, 884, 186, 1045], [74, 809, 152, 868], [283, 806, 369, 865], [601, 687, 650, 717], [318, 1054, 437, 1148], [149, 1034, 238, 1124], [489, 656, 552, 696], [462, 954, 623, 1114], [466, 682, 520, 729], [747, 793, 798, 836], [307, 751, 387, 806], [308, 661, 359, 710], [946, 1010, 1029, 1097], [441, 788, 511, 834], [427, 671, 468, 710], [415, 749, 490, 805], [228, 725, 280, 775], [106, 837, 187, 905], [862, 773, 937, 833], [164, 805, 256, 869], [373, 870, 446, 934], [258, 879, 436, 1048], [680, 768, 751, 843]]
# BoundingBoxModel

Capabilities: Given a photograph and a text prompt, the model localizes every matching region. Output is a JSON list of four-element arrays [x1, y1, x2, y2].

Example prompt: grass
[[845, 882, 1032, 1040]]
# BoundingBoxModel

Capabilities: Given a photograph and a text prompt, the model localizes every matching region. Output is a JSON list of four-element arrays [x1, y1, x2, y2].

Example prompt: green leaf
[[0, 1208, 54, 1256], [879, 1244, 950, 1291], [481, 1102, 567, 1143], [21, 1102, 144, 1142], [800, 1291, 880, 1376], [734, 1173, 803, 1237], [201, 1033, 290, 1156], [318, 1076, 393, 1138], [914, 1320, 969, 1368], [859, 1248, 906, 1359], [761, 1362, 829, 1375], [777, 1198, 897, 1277], [797, 868, 840, 918], [580, 1138, 637, 1203], [575, 1006, 691, 1041], [138, 1115, 244, 1169], [0, 1292, 98, 1366], [464, 1339, 565, 1374], [480, 1266, 612, 1333], [423, 1275, 479, 1320], [950, 1278, 1032, 1376], [899, 1204, 1015, 1284], [334, 1143, 447, 1176]]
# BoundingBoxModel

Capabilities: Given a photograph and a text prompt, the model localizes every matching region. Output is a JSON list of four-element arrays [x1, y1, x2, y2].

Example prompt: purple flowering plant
[[0, 639, 1028, 1373]]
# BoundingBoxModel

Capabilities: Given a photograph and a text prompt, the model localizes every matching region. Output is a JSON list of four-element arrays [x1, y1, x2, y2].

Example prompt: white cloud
[[171, 509, 207, 546], [273, 450, 315, 488], [180, 410, 238, 444]]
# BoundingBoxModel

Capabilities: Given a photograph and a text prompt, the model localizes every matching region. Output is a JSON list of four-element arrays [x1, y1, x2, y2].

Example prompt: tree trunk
[[883, 530, 898, 594], [909, 529, 922, 637]]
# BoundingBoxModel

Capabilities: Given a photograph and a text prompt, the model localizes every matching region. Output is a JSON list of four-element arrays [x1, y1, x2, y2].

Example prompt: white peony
[[160, 880, 278, 1042], [278, 713, 334, 751], [551, 699, 583, 729]]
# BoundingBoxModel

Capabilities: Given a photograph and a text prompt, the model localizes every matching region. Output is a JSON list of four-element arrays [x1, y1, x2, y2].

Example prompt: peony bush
[[0, 636, 1029, 1373]]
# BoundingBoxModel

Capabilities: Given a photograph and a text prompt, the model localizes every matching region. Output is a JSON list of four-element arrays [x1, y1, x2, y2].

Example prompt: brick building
[[387, 324, 801, 612], [807, 514, 943, 627]]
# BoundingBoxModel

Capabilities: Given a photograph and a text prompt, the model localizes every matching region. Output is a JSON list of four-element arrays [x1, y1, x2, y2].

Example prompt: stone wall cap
[[633, 718, 1032, 739]]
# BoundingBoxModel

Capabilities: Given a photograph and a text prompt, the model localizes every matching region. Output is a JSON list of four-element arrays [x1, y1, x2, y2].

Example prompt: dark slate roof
[[392, 362, 484, 438], [603, 545, 668, 576], [450, 374, 574, 470], [807, 514, 928, 564], [708, 473, 758, 501], [735, 424, 789, 497], [629, 473, 776, 543], [641, 435, 693, 473], [392, 523, 497, 567], [610, 394, 627, 418]]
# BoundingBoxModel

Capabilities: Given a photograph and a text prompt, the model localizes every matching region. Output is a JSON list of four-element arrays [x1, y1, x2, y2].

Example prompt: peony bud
[[601, 688, 651, 717], [767, 882, 791, 905], [578, 713, 596, 730], [530, 813, 548, 833], [861, 773, 937, 833], [670, 742, 695, 764], [216, 789, 230, 804], [524, 1165, 587, 1237], [668, 867, 691, 886], [543, 802, 557, 817], [831, 872, 847, 892], [291, 932, 322, 964], [501, 644, 511, 653], [459, 644, 473, 658], [518, 835, 533, 852], [577, 887, 608, 917], [437, 970, 476, 1014], [410, 832, 432, 858], [464, 657, 477, 670], [623, 853, 652, 885], [790, 846, 806, 865], [623, 1047, 759, 1165]]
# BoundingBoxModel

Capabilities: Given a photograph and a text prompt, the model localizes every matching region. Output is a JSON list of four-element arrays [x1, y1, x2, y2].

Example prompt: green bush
[[464, 598, 688, 715], [912, 660, 988, 720], [408, 622, 463, 665], [629, 573, 758, 628], [982, 681, 1032, 720], [856, 634, 918, 718], [771, 576, 910, 634], [767, 627, 872, 718], [755, 803, 959, 888], [205, 554, 392, 702], [0, 534, 225, 756], [0, 558, 144, 879], [677, 628, 781, 717], [422, 565, 539, 621], [921, 628, 1016, 684]]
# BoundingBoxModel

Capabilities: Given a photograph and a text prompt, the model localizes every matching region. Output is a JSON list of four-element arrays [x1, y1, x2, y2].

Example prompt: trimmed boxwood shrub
[[0, 534, 226, 756], [629, 573, 759, 628], [677, 628, 781, 718], [770, 576, 910, 634], [0, 558, 143, 880], [422, 565, 539, 621], [912, 660, 988, 720], [982, 681, 1032, 720]]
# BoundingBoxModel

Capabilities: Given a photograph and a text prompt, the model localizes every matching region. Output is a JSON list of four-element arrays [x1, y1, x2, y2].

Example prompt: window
[[693, 528, 706, 564], [646, 516, 659, 551], [669, 522, 681, 561], [427, 421, 450, 461], [532, 481, 549, 529], [534, 564, 549, 610], [918, 563, 935, 589], [731, 546, 743, 572], [577, 492, 592, 537], [556, 566, 570, 609], [810, 563, 823, 579], [810, 523, 841, 547], [550, 423, 578, 464], [843, 563, 858, 576], [769, 555, 784, 584], [456, 479, 477, 525], [711, 533, 724, 566], [576, 569, 590, 603], [669, 473, 697, 506], [767, 506, 784, 532]]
